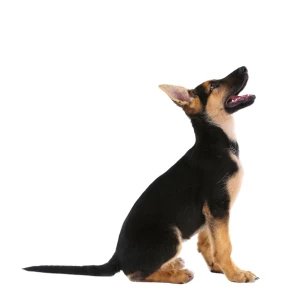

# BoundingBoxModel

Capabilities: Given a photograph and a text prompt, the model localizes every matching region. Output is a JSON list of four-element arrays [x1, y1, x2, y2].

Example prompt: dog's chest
[[227, 151, 244, 207]]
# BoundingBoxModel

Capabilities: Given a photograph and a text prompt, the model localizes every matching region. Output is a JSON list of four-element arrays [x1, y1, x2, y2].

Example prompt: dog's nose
[[238, 66, 248, 74]]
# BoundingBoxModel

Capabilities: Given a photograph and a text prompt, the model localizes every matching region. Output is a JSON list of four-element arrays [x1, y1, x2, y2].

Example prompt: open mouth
[[225, 77, 256, 109], [225, 94, 256, 108]]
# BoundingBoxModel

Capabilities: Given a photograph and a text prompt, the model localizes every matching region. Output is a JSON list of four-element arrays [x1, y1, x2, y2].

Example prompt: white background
[[1, 0, 299, 299]]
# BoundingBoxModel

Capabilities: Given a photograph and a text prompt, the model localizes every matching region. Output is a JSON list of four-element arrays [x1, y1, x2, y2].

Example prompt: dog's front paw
[[226, 269, 259, 283]]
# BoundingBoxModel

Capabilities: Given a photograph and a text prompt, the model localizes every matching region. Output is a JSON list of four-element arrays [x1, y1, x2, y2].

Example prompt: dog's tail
[[23, 253, 120, 277]]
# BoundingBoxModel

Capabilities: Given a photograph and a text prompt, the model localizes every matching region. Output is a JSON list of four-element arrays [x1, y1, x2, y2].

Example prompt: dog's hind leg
[[124, 225, 193, 284], [161, 257, 185, 270], [135, 268, 194, 284], [129, 257, 192, 284]]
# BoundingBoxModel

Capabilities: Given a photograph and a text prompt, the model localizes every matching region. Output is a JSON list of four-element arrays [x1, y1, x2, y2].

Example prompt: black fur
[[24, 118, 237, 277], [24, 254, 119, 276], [116, 116, 238, 277], [193, 84, 209, 106], [24, 67, 254, 280]]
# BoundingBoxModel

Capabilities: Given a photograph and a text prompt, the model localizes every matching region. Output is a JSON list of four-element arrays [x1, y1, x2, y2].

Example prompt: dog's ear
[[159, 84, 202, 115], [159, 85, 193, 107]]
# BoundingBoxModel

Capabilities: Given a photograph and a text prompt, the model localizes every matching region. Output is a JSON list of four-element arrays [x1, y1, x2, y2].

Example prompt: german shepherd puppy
[[24, 67, 258, 284]]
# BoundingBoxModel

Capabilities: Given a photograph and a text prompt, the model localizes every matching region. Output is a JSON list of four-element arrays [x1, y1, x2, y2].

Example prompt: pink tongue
[[227, 94, 249, 107]]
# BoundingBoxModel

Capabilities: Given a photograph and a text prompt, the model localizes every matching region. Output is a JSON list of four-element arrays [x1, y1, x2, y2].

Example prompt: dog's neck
[[190, 114, 238, 154], [204, 113, 236, 142]]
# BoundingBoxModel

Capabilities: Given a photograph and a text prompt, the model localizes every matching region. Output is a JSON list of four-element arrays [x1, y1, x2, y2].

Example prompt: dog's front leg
[[203, 204, 258, 283], [197, 228, 222, 273]]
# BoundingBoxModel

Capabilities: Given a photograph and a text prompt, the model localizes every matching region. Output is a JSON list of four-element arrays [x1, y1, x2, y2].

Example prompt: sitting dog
[[25, 66, 258, 284]]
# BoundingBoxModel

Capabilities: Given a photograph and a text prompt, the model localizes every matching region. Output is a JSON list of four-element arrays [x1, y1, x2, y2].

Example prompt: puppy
[[25, 66, 258, 284]]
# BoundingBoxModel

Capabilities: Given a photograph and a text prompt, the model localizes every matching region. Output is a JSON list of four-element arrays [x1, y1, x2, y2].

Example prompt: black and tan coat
[[24, 67, 258, 284]]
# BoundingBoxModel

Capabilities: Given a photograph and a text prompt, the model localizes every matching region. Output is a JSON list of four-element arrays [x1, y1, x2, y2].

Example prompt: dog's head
[[159, 66, 255, 120]]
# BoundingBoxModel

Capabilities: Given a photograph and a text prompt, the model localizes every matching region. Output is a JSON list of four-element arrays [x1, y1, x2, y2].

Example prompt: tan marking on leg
[[203, 204, 257, 283], [161, 257, 185, 270], [128, 226, 184, 283], [143, 269, 194, 284], [227, 152, 244, 208], [128, 264, 192, 284], [197, 227, 222, 273], [159, 226, 183, 269]]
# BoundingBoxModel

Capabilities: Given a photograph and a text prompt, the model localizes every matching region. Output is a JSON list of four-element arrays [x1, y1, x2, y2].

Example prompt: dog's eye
[[210, 82, 219, 91]]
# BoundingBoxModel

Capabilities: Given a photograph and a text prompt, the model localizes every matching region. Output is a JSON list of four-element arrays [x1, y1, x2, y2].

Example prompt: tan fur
[[128, 263, 191, 284], [227, 151, 244, 208], [158, 227, 183, 271], [202, 203, 257, 282], [206, 87, 236, 141], [202, 202, 210, 216], [159, 84, 191, 106], [161, 257, 185, 270], [173, 226, 183, 254], [197, 227, 222, 273], [183, 96, 202, 115], [159, 85, 202, 115], [142, 269, 194, 284], [128, 226, 184, 282], [128, 260, 191, 284], [202, 81, 210, 92], [159, 74, 257, 283]]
